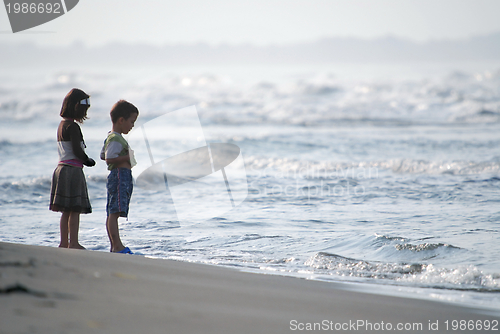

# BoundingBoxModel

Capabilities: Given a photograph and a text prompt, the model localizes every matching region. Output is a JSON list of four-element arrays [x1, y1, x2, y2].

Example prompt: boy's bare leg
[[59, 212, 70, 248], [68, 212, 85, 249], [106, 215, 113, 252], [107, 213, 125, 252]]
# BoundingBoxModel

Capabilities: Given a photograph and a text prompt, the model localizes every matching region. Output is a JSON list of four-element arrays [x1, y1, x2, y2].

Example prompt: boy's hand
[[129, 148, 137, 168]]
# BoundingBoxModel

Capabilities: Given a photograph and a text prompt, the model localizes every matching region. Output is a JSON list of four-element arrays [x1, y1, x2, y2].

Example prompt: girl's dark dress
[[49, 119, 92, 213]]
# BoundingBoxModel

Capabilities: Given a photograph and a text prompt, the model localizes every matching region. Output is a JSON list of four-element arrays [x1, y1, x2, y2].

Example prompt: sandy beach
[[0, 241, 497, 334]]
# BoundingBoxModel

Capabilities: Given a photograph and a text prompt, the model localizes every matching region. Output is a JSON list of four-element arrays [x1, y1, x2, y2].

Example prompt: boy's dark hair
[[60, 88, 90, 122], [110, 100, 139, 124]]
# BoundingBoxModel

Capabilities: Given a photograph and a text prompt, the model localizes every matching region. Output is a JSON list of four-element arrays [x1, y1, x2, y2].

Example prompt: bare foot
[[68, 244, 86, 250]]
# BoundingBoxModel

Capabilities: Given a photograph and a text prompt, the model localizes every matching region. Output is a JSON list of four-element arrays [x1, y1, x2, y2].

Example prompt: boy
[[101, 100, 139, 254]]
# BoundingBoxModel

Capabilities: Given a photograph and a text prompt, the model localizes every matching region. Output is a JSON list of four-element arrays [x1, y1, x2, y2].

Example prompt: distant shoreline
[[1, 32, 500, 68]]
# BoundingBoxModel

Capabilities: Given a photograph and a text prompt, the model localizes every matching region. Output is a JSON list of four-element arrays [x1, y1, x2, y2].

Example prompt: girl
[[49, 88, 95, 249]]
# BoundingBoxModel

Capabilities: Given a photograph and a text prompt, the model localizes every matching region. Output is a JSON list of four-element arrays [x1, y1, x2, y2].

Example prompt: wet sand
[[0, 242, 497, 333]]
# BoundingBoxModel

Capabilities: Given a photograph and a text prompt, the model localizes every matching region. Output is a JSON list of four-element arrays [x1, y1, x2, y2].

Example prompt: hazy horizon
[[1, 0, 500, 47], [1, 31, 499, 70], [3, 30, 500, 48]]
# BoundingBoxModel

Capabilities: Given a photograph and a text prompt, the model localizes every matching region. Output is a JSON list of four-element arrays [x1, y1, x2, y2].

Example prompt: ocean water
[[1, 62, 500, 311]]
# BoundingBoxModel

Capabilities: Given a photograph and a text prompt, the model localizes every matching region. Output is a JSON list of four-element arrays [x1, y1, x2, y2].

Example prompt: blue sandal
[[116, 247, 133, 254]]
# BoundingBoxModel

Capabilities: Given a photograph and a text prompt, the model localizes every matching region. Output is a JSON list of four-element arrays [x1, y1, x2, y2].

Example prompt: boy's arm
[[104, 139, 131, 169], [106, 152, 132, 169]]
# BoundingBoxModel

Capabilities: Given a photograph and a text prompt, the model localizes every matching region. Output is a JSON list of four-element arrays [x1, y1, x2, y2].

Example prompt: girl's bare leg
[[59, 211, 70, 248], [68, 212, 85, 249]]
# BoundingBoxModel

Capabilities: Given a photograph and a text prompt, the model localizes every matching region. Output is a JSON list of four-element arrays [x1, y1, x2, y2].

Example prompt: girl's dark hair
[[110, 100, 139, 123], [60, 88, 90, 122]]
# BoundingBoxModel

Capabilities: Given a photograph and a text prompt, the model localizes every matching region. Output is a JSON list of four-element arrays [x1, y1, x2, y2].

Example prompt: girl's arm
[[69, 123, 89, 161]]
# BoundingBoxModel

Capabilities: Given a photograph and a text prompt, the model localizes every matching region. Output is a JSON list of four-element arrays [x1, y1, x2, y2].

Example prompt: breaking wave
[[245, 156, 500, 176], [305, 252, 500, 292], [1, 68, 500, 126]]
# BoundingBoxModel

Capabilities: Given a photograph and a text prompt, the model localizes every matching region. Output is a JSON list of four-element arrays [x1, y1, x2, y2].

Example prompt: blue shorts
[[107, 168, 133, 217]]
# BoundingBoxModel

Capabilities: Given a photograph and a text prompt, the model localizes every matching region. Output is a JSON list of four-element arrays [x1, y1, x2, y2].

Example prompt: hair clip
[[80, 98, 90, 105]]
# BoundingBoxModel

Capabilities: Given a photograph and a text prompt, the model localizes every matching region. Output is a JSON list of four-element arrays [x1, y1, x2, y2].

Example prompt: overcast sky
[[1, 0, 500, 47]]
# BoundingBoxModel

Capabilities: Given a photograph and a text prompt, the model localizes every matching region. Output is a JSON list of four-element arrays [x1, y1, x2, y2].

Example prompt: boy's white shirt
[[100, 131, 137, 167], [105, 140, 122, 159]]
